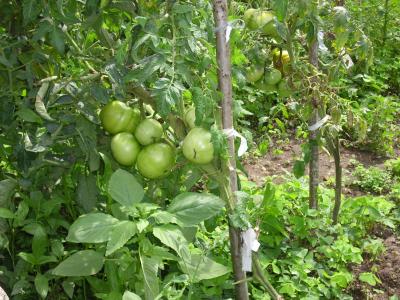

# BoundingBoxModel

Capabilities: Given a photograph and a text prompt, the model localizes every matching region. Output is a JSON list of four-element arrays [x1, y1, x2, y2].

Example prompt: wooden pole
[[212, 1, 249, 299], [308, 39, 319, 210]]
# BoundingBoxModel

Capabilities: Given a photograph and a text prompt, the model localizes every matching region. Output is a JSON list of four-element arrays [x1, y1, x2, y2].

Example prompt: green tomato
[[254, 11, 275, 28], [256, 81, 277, 93], [136, 143, 175, 179], [184, 107, 196, 129], [244, 8, 258, 30], [111, 132, 141, 166], [246, 66, 264, 83], [100, 101, 141, 135], [264, 68, 282, 85], [134, 119, 163, 146], [182, 127, 214, 164], [278, 80, 292, 97]]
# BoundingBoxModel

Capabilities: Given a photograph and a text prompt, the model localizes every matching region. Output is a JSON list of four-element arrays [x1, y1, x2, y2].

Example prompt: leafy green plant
[[352, 164, 393, 194]]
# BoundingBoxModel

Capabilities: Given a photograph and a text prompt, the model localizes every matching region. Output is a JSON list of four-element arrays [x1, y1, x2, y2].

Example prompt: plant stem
[[332, 136, 342, 224]]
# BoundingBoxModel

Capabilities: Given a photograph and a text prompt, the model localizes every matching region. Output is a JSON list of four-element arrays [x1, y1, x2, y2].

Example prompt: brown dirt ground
[[242, 139, 400, 299], [243, 139, 399, 194]]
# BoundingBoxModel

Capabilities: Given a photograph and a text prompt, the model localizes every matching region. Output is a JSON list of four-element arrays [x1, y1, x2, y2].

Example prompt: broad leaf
[[76, 174, 98, 212], [34, 273, 49, 299], [359, 272, 380, 286], [153, 225, 190, 262], [167, 192, 224, 226], [179, 254, 229, 282], [139, 251, 159, 300], [53, 250, 104, 277], [123, 291, 142, 300], [0, 208, 14, 219], [0, 179, 17, 206], [66, 213, 119, 243], [50, 27, 65, 54], [293, 160, 305, 178], [106, 221, 137, 256], [108, 169, 144, 207], [22, 0, 42, 24]]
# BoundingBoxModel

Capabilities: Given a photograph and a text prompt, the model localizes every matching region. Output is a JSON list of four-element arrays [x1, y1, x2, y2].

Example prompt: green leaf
[[263, 181, 275, 206], [66, 213, 119, 243], [34, 273, 49, 299], [50, 27, 65, 54], [32, 225, 48, 257], [123, 291, 142, 300], [179, 254, 229, 283], [0, 179, 17, 206], [124, 54, 166, 84], [330, 271, 352, 288], [139, 252, 160, 300], [293, 160, 305, 178], [278, 282, 297, 296], [52, 250, 104, 277], [167, 192, 225, 226], [272, 0, 288, 21], [76, 174, 98, 212], [0, 208, 15, 219], [108, 169, 144, 207], [62, 280, 75, 299], [15, 108, 43, 124], [359, 272, 381, 286], [22, 0, 42, 24], [106, 221, 137, 256], [153, 225, 190, 262]]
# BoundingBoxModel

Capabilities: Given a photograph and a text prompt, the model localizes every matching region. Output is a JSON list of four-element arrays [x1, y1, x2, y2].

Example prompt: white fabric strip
[[222, 128, 248, 157]]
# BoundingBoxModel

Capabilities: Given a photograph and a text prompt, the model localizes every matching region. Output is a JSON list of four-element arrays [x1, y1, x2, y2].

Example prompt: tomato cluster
[[100, 101, 215, 179], [243, 8, 293, 97]]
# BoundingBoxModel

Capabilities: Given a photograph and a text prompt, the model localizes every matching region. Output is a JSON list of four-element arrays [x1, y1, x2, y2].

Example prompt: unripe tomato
[[134, 119, 163, 146], [182, 127, 214, 164], [184, 107, 196, 129], [253, 11, 274, 28], [246, 66, 264, 83], [244, 8, 258, 30], [136, 143, 175, 179], [256, 81, 276, 93], [111, 133, 141, 166], [278, 80, 292, 97], [100, 101, 141, 135], [264, 68, 282, 85]]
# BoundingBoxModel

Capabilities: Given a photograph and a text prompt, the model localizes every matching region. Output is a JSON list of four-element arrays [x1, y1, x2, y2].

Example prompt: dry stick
[[212, 1, 249, 299], [308, 39, 319, 210]]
